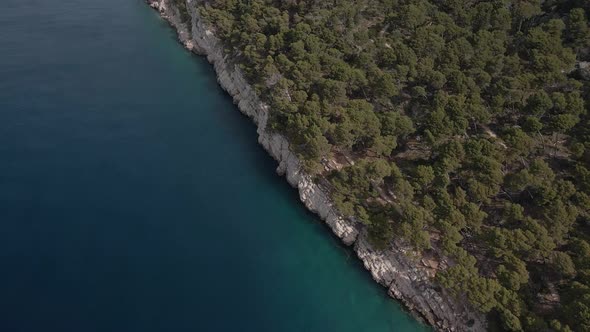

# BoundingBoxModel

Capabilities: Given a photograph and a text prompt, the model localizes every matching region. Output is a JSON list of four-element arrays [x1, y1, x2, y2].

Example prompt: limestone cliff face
[[147, 1, 486, 330]]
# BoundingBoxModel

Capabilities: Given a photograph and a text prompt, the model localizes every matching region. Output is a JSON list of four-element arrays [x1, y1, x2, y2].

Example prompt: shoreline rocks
[[146, 1, 485, 330]]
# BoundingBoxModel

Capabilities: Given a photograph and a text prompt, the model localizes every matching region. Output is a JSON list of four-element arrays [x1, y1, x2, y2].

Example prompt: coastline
[[146, 0, 486, 330]]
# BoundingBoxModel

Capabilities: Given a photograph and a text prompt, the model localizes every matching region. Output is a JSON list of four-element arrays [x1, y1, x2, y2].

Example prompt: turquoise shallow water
[[0, 1, 430, 331]]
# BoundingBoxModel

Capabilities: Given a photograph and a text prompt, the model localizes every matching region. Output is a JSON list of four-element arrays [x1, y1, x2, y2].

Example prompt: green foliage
[[548, 251, 576, 278], [497, 254, 529, 291], [567, 8, 590, 52], [413, 165, 435, 189]]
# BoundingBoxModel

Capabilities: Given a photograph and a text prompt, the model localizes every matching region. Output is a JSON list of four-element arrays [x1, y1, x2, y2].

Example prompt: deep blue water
[[0, 1, 429, 331]]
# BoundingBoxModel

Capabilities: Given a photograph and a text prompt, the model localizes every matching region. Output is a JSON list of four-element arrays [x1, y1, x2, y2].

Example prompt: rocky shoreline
[[147, 0, 486, 330]]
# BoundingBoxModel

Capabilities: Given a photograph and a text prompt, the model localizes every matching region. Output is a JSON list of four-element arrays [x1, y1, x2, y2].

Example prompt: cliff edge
[[147, 0, 486, 330]]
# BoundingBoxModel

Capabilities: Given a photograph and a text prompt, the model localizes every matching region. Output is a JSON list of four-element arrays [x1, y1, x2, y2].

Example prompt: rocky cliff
[[147, 0, 486, 330]]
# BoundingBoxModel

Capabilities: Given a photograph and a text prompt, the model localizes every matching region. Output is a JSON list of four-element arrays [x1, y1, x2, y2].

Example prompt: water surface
[[0, 1, 429, 331]]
